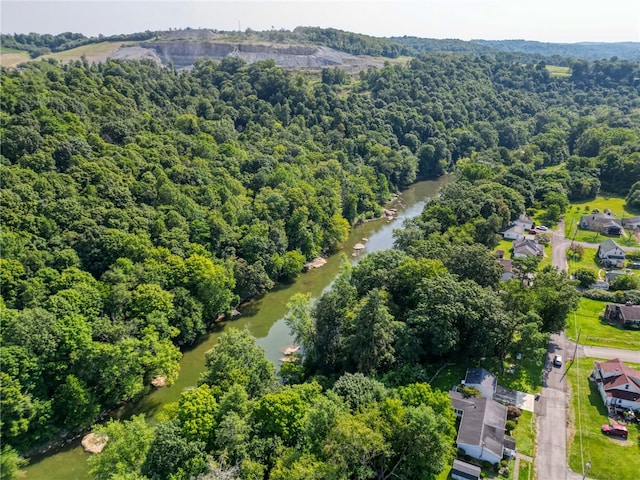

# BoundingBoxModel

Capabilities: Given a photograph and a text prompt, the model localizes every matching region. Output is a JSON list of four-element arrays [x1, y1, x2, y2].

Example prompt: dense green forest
[[1, 42, 640, 478]]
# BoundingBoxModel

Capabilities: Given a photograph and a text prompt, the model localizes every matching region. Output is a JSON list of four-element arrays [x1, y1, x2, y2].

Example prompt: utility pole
[[582, 460, 591, 479]]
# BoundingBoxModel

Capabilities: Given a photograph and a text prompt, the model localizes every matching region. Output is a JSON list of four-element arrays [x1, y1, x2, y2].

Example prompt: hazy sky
[[2, 0, 639, 43]]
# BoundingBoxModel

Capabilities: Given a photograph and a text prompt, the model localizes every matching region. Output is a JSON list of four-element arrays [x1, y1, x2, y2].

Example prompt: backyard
[[566, 247, 599, 275], [567, 357, 640, 480], [566, 298, 640, 350], [564, 196, 639, 246]]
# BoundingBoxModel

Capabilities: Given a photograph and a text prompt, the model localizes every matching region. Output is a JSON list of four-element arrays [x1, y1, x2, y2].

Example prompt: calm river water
[[24, 175, 453, 480]]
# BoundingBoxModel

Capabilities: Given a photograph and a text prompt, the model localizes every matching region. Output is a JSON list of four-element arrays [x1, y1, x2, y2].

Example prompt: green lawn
[[567, 357, 640, 480], [567, 247, 599, 275], [566, 298, 640, 350], [545, 65, 571, 77], [564, 196, 639, 246], [429, 355, 544, 396], [518, 459, 535, 480], [512, 410, 536, 457], [495, 239, 514, 258]]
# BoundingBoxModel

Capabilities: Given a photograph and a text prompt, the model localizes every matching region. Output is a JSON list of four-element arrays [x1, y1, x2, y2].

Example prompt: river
[[24, 175, 453, 480]]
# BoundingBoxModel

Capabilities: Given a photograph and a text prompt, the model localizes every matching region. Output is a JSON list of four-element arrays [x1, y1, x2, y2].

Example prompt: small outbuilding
[[451, 459, 481, 480]]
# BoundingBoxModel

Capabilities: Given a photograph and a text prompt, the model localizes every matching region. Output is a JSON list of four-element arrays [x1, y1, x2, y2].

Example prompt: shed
[[451, 459, 481, 480]]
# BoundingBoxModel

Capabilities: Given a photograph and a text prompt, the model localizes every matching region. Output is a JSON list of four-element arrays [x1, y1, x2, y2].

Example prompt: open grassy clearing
[[545, 65, 571, 77], [564, 196, 639, 246], [567, 357, 640, 480], [567, 247, 599, 275], [566, 298, 640, 350], [0, 50, 30, 68], [42, 41, 128, 63]]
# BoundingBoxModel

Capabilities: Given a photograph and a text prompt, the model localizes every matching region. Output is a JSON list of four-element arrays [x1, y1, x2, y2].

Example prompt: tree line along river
[[24, 175, 453, 480]]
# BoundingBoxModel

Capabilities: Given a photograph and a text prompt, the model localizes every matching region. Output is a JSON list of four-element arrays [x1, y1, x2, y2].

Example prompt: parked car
[[553, 355, 563, 367], [528, 228, 538, 234], [536, 225, 548, 231], [601, 424, 628, 439]]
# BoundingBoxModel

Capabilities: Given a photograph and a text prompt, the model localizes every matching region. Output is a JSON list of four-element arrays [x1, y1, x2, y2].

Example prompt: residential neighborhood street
[[539, 221, 639, 479], [535, 333, 570, 480]]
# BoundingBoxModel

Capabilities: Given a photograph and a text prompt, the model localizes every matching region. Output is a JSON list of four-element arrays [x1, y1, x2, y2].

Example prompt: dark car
[[601, 424, 628, 439]]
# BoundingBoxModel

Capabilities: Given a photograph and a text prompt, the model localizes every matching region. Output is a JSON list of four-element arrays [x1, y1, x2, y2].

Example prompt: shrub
[[574, 268, 597, 288], [505, 420, 516, 433], [507, 405, 522, 420], [460, 386, 482, 398]]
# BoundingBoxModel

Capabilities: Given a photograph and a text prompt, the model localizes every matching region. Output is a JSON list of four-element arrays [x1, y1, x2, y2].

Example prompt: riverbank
[[23, 176, 453, 480]]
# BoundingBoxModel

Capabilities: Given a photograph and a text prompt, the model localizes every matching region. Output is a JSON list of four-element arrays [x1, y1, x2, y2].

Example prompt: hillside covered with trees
[[1, 37, 640, 478]]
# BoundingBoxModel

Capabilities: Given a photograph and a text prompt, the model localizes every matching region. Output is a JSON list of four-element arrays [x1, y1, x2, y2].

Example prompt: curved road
[[540, 221, 639, 480]]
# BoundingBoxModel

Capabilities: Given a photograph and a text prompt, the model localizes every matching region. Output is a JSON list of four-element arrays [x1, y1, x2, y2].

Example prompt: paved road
[[535, 333, 569, 480], [543, 221, 639, 479], [551, 220, 570, 271]]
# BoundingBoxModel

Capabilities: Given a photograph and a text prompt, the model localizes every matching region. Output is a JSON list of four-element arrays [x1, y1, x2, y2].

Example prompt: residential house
[[512, 238, 543, 258], [604, 303, 640, 328], [597, 239, 626, 268], [604, 270, 627, 284], [592, 358, 640, 412], [463, 368, 498, 399], [451, 460, 481, 480], [580, 214, 622, 236], [590, 280, 610, 290], [449, 391, 512, 465], [498, 259, 514, 282], [501, 225, 524, 240], [621, 216, 640, 231], [512, 214, 534, 231]]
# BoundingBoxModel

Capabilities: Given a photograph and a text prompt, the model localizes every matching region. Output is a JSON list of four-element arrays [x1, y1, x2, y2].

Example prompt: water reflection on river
[[24, 175, 452, 480]]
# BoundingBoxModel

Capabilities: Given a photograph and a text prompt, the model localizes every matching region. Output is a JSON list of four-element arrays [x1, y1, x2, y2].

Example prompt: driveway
[[551, 220, 570, 272], [535, 333, 569, 480]]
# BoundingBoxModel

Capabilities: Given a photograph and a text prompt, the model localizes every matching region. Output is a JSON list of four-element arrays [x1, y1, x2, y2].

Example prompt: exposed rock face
[[114, 41, 380, 70], [81, 433, 108, 454], [151, 375, 166, 388]]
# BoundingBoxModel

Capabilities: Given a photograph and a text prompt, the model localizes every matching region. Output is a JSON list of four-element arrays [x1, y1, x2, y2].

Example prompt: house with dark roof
[[512, 238, 543, 258], [449, 391, 512, 465], [580, 214, 622, 236], [621, 216, 640, 230], [604, 303, 640, 328], [451, 459, 481, 480], [592, 358, 640, 412], [463, 368, 498, 399], [597, 239, 626, 268]]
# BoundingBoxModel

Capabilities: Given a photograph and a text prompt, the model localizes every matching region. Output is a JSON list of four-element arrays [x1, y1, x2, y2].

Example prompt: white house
[[449, 391, 511, 465], [512, 214, 534, 231], [502, 225, 524, 240], [597, 239, 626, 268], [592, 358, 640, 412]]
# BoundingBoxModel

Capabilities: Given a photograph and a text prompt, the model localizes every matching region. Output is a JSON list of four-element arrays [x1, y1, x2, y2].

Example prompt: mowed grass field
[[545, 65, 571, 77], [42, 41, 128, 63], [566, 298, 640, 350], [564, 196, 640, 246], [1, 49, 30, 68], [567, 357, 640, 480]]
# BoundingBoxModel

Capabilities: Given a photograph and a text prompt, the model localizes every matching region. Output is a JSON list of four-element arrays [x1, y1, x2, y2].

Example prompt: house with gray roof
[[604, 303, 640, 328], [512, 237, 543, 258], [512, 214, 534, 231], [451, 459, 481, 480], [463, 368, 498, 399], [597, 239, 626, 268], [449, 391, 512, 465], [621, 216, 640, 230], [501, 224, 524, 240], [580, 214, 622, 236]]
